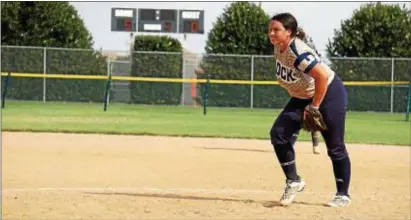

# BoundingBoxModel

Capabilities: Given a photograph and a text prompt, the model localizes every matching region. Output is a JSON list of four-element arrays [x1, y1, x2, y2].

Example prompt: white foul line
[[2, 187, 275, 194]]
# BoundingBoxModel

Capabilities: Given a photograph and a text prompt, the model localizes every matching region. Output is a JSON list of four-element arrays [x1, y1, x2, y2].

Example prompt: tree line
[[1, 2, 410, 111], [2, 1, 410, 58]]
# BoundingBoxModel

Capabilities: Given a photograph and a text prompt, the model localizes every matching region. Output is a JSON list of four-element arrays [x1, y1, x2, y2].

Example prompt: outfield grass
[[1, 100, 410, 146]]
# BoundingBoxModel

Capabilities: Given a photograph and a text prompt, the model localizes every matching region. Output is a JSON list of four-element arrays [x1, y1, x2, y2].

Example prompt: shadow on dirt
[[194, 146, 271, 153], [85, 191, 326, 208]]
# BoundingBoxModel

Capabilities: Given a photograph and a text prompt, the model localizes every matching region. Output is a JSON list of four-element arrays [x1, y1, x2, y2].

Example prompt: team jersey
[[273, 37, 335, 99]]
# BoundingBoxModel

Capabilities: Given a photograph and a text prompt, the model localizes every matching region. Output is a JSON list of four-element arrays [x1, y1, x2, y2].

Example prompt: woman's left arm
[[307, 64, 329, 109]]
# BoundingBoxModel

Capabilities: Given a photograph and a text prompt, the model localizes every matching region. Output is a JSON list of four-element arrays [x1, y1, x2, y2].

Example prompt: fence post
[[2, 72, 11, 108], [390, 58, 395, 113], [43, 47, 47, 103], [250, 55, 254, 109], [103, 67, 112, 112], [203, 74, 210, 115], [107, 56, 111, 79], [181, 52, 185, 106], [406, 81, 411, 121], [106, 57, 111, 104]]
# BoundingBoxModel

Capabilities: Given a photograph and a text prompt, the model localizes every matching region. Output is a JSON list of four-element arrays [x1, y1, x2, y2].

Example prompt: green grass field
[[1, 100, 410, 146]]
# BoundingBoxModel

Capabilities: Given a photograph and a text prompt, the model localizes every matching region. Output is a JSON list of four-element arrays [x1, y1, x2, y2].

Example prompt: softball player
[[268, 13, 351, 207]]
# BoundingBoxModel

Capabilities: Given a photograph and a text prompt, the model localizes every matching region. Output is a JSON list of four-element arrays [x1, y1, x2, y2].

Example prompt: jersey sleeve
[[293, 52, 319, 74]]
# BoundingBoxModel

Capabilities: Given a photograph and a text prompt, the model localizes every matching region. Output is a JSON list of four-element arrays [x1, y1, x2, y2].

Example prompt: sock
[[332, 156, 351, 196], [281, 162, 298, 181], [276, 149, 298, 181]]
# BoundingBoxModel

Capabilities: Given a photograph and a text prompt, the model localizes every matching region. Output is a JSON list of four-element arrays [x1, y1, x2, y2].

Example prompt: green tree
[[205, 2, 272, 55], [1, 1, 93, 48], [1, 2, 107, 103], [326, 3, 411, 112], [327, 3, 411, 57], [197, 2, 275, 107]]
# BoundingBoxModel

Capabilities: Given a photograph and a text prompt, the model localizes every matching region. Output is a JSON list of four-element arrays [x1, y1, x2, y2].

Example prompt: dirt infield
[[2, 132, 410, 219]]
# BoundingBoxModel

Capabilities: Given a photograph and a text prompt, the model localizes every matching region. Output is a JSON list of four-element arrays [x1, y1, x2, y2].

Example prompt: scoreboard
[[111, 8, 204, 34], [179, 10, 204, 34], [137, 9, 178, 33], [111, 8, 137, 32]]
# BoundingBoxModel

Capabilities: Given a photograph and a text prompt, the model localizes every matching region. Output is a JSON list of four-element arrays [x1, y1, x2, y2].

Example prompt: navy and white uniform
[[270, 37, 351, 197], [274, 37, 335, 99]]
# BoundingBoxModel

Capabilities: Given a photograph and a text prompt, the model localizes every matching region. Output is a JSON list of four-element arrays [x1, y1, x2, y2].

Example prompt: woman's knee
[[270, 109, 301, 147], [270, 124, 288, 146], [270, 125, 278, 144], [327, 145, 348, 160]]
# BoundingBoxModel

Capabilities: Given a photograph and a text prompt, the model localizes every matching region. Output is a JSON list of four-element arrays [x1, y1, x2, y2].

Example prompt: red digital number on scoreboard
[[190, 21, 198, 33], [124, 18, 131, 31], [164, 22, 171, 32]]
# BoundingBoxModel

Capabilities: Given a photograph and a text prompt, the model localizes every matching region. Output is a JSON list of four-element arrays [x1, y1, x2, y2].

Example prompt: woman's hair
[[296, 27, 306, 41], [271, 12, 321, 56], [270, 12, 306, 41]]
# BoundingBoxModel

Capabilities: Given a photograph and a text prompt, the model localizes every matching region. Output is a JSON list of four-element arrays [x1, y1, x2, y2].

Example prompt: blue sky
[[69, 1, 408, 56]]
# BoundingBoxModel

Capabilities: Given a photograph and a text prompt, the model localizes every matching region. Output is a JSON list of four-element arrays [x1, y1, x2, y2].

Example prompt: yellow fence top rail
[[1, 72, 409, 86]]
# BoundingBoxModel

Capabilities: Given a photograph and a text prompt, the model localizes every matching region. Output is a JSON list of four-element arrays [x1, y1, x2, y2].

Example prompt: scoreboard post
[[111, 8, 138, 55]]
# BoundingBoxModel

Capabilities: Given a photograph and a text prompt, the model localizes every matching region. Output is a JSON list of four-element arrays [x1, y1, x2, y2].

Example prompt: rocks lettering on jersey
[[276, 62, 296, 83]]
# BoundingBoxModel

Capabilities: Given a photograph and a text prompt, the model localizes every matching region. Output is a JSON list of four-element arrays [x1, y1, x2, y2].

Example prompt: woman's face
[[268, 20, 291, 46]]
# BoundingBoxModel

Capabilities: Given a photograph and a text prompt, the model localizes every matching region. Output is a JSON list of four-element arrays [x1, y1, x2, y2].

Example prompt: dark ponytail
[[296, 27, 306, 41]]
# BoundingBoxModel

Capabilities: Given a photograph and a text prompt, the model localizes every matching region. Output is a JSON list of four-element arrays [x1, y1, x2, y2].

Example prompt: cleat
[[327, 194, 351, 208], [279, 178, 306, 206]]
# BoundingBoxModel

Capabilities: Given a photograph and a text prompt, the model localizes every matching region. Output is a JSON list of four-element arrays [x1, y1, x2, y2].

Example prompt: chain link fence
[[1, 45, 410, 112]]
